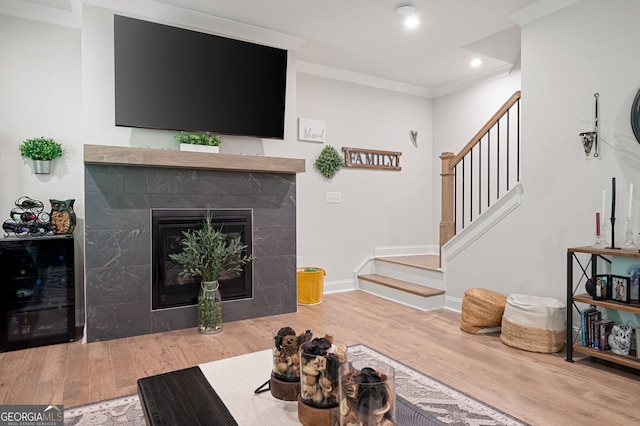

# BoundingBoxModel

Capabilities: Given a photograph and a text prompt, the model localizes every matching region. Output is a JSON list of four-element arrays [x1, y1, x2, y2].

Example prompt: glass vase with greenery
[[169, 213, 254, 334]]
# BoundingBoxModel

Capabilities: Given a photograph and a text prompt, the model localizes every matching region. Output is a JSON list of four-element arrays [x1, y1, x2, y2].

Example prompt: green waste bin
[[297, 267, 325, 305]]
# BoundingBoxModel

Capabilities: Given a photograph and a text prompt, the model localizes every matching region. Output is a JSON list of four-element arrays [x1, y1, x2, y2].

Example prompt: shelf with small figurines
[[566, 246, 640, 371]]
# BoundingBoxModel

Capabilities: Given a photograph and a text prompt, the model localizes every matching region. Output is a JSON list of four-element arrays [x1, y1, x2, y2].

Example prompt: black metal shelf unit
[[566, 246, 640, 370]]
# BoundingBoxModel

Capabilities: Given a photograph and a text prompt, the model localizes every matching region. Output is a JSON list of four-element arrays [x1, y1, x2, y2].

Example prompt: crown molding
[[432, 64, 514, 98], [0, 0, 82, 28], [509, 0, 580, 27], [298, 60, 518, 99], [82, 0, 305, 50], [296, 61, 433, 98]]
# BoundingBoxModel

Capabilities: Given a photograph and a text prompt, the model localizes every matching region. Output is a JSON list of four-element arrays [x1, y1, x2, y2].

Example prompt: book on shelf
[[580, 307, 595, 346], [580, 307, 601, 347], [596, 319, 615, 350], [589, 310, 601, 347]]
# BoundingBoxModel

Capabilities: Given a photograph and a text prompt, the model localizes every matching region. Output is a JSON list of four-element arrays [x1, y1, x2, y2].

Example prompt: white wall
[[0, 14, 85, 320], [12, 0, 637, 325], [295, 74, 434, 286], [0, 3, 435, 324], [0, 14, 82, 216], [433, 66, 522, 161], [439, 0, 640, 308], [80, 4, 435, 290]]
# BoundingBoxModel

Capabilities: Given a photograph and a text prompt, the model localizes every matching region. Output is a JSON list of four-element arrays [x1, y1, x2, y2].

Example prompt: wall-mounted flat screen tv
[[114, 15, 287, 139]]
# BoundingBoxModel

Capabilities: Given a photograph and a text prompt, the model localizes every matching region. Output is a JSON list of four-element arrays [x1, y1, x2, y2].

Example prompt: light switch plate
[[325, 192, 342, 203]]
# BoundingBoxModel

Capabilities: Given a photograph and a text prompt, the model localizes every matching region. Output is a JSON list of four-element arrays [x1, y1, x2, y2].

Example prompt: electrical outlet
[[325, 192, 342, 203]]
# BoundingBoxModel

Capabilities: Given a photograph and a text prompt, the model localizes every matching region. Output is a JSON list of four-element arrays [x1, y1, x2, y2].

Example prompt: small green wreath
[[314, 145, 343, 180]]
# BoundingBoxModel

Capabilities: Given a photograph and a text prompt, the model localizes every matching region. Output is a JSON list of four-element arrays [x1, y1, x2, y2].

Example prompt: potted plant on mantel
[[18, 136, 64, 174], [169, 213, 254, 334], [176, 131, 221, 154]]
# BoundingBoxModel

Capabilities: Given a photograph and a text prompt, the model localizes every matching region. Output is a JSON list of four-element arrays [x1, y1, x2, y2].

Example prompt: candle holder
[[609, 216, 619, 249], [579, 130, 596, 158], [622, 217, 638, 249], [593, 222, 607, 249], [579, 94, 600, 159]]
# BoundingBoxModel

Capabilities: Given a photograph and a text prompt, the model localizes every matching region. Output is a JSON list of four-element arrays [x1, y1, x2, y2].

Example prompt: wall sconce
[[579, 93, 599, 159]]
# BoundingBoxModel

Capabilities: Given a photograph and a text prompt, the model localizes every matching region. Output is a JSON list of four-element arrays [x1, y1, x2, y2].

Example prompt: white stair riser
[[358, 280, 444, 311], [374, 260, 444, 290]]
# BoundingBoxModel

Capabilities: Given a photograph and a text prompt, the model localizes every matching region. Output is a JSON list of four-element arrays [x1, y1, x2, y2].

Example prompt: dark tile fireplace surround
[[83, 145, 305, 342]]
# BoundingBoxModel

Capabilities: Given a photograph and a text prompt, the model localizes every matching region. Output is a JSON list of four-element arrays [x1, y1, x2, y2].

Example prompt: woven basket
[[500, 317, 565, 353], [500, 294, 566, 353], [460, 288, 507, 334]]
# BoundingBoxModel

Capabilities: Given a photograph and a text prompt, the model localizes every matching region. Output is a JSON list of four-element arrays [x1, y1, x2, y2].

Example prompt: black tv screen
[[114, 15, 287, 139]]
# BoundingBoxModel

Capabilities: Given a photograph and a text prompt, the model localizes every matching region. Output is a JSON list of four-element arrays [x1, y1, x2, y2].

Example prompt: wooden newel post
[[440, 152, 455, 261]]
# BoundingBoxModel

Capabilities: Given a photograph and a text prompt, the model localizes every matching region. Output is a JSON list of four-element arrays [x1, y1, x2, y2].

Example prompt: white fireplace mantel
[[84, 144, 306, 174]]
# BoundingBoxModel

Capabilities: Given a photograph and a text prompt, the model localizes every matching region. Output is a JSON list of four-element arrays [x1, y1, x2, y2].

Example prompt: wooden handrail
[[449, 91, 521, 170], [439, 91, 522, 254]]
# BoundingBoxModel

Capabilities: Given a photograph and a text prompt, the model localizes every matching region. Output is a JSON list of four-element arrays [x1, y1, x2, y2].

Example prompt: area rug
[[64, 344, 527, 425], [348, 344, 527, 426], [64, 394, 144, 425]]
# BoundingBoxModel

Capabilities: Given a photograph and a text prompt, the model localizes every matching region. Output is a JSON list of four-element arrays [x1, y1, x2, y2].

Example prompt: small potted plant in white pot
[[18, 136, 64, 174], [176, 132, 221, 153], [169, 213, 254, 334]]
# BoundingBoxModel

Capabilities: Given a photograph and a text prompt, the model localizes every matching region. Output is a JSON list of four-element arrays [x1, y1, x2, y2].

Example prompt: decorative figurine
[[50, 199, 76, 234], [608, 324, 632, 356]]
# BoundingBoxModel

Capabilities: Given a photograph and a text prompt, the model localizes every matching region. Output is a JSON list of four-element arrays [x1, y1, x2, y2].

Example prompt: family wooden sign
[[342, 147, 402, 171]]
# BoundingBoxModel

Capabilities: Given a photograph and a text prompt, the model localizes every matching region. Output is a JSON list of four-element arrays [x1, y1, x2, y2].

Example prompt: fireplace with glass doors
[[151, 209, 252, 310]]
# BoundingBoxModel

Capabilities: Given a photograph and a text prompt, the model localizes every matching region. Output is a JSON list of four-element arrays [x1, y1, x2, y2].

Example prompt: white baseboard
[[324, 279, 356, 294], [444, 295, 463, 312]]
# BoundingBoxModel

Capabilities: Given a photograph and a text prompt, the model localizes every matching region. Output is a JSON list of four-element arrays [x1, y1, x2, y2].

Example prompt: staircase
[[355, 92, 522, 311], [356, 255, 445, 311]]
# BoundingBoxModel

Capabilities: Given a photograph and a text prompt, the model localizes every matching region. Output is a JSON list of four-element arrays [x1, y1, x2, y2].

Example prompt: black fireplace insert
[[151, 209, 252, 310]]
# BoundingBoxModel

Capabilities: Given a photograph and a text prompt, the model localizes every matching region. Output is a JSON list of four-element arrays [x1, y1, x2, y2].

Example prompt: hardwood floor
[[1, 291, 639, 425]]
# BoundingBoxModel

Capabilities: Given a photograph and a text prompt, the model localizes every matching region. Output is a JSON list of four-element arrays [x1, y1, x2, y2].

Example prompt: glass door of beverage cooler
[[0, 235, 75, 351]]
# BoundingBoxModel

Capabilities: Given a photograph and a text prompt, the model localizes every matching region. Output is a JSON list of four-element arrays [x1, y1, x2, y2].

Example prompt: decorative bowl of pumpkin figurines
[[339, 359, 396, 426], [270, 326, 313, 401], [298, 335, 348, 426]]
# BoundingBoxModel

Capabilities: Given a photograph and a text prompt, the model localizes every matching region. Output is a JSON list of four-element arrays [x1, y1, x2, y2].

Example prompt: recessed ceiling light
[[397, 5, 420, 29], [396, 5, 415, 16], [470, 59, 483, 68], [404, 16, 420, 29]]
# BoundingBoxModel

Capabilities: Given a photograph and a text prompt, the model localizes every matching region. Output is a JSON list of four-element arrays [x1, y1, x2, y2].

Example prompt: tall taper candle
[[596, 212, 600, 235], [612, 177, 616, 219], [628, 183, 634, 217]]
